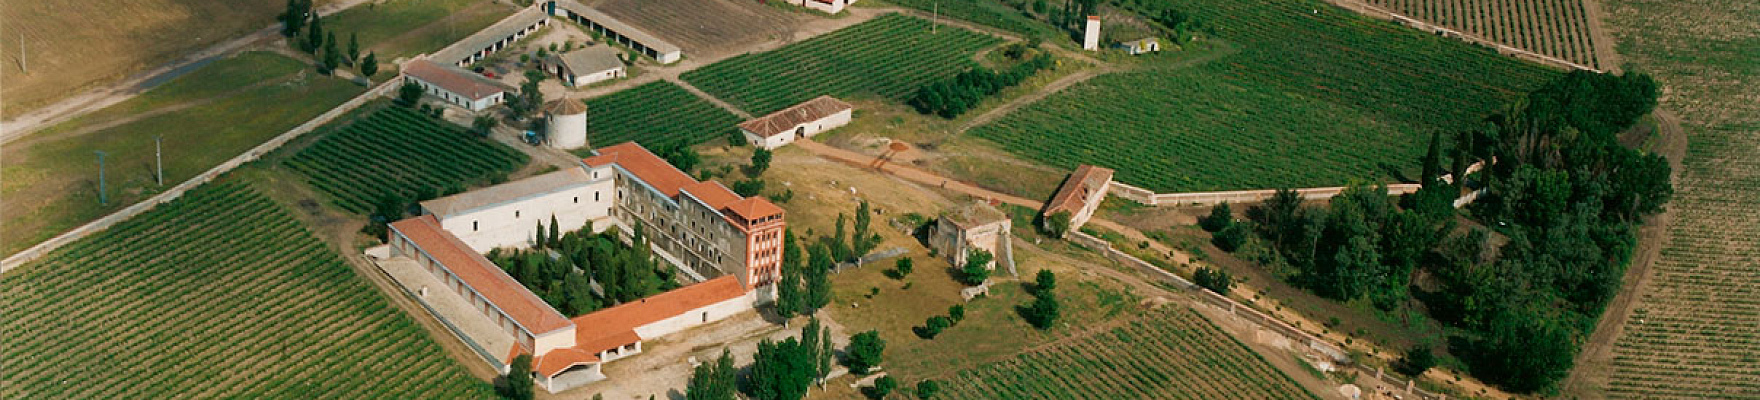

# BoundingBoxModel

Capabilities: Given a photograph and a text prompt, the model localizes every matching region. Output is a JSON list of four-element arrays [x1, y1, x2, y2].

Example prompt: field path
[[0, 0, 378, 144], [956, 68, 1108, 134], [665, 76, 754, 119], [793, 139, 1043, 208]]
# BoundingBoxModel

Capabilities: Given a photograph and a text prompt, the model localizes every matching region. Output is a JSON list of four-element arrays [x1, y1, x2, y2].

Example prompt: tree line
[[908, 53, 1054, 118], [1209, 70, 1666, 392], [280, 0, 377, 79]]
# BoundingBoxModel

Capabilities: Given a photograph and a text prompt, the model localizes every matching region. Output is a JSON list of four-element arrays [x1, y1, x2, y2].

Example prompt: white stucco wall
[[742, 108, 852, 150], [632, 290, 756, 339], [436, 178, 616, 253], [408, 75, 505, 111], [569, 66, 625, 86], [802, 0, 854, 14], [655, 50, 681, 64], [534, 327, 578, 356]]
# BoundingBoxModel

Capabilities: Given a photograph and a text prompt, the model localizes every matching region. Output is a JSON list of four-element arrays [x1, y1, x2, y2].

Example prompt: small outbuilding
[[739, 96, 853, 149], [544, 99, 590, 149], [1041, 164, 1114, 234], [1116, 38, 1162, 55], [800, 0, 856, 14], [403, 59, 515, 111], [931, 201, 1016, 276], [548, 46, 626, 87]]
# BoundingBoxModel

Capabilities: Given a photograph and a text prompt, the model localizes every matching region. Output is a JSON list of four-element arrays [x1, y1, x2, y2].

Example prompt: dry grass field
[[1361, 0, 1607, 68], [588, 0, 804, 58], [1562, 0, 1760, 398], [0, 0, 328, 118]]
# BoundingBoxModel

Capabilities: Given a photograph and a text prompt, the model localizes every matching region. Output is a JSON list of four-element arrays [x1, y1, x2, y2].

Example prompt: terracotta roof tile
[[390, 215, 573, 335], [543, 99, 589, 115], [534, 348, 601, 377], [568, 276, 746, 349], [403, 59, 513, 101], [682, 181, 741, 210], [725, 197, 784, 221], [739, 96, 852, 138], [583, 142, 696, 198], [1043, 164, 1114, 216]]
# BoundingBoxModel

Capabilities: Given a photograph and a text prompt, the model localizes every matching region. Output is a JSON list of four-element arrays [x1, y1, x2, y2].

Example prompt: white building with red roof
[[739, 96, 853, 150], [799, 0, 857, 14], [402, 59, 515, 111], [383, 142, 784, 393]]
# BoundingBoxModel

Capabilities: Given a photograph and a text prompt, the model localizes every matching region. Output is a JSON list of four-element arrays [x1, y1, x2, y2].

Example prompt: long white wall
[[633, 291, 756, 339], [438, 170, 617, 252]]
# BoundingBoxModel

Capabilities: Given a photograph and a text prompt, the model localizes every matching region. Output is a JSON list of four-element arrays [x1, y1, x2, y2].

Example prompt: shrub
[[956, 249, 994, 286], [864, 376, 897, 399], [1395, 345, 1436, 377], [915, 380, 941, 399], [947, 304, 965, 323], [845, 330, 886, 374], [1193, 266, 1232, 294], [398, 81, 424, 107], [1200, 202, 1234, 232], [1034, 269, 1056, 294], [915, 316, 952, 339], [1043, 210, 1072, 237], [1212, 222, 1250, 252], [1020, 293, 1060, 329]]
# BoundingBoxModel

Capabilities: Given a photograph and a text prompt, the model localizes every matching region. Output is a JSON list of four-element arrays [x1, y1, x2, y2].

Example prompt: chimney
[[1083, 16, 1101, 51]]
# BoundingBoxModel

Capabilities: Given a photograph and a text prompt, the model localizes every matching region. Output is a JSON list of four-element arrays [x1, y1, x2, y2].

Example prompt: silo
[[544, 99, 589, 149]]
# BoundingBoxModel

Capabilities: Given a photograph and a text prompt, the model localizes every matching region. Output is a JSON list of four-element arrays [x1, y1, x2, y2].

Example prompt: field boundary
[[1325, 0, 1601, 72], [0, 80, 396, 273]]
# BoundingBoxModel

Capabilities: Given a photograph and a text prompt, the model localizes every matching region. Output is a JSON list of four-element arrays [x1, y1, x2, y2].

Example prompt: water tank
[[544, 99, 589, 149]]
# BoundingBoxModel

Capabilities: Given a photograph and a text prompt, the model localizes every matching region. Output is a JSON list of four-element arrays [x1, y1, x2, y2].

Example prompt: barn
[[801, 0, 857, 14], [738, 96, 853, 149], [547, 46, 626, 87], [402, 59, 515, 111]]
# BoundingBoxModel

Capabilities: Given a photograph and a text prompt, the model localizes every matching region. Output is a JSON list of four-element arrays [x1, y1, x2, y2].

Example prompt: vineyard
[[581, 81, 744, 151], [938, 306, 1318, 399], [1590, 0, 1760, 397], [0, 182, 490, 399], [971, 0, 1556, 192], [593, 0, 802, 53], [878, 0, 1060, 39], [285, 106, 527, 213], [1362, 0, 1603, 68], [681, 13, 1003, 115]]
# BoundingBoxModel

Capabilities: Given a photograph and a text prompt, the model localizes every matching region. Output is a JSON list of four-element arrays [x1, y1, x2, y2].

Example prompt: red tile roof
[[403, 59, 513, 101], [681, 181, 741, 210], [738, 96, 852, 138], [725, 197, 784, 221], [1043, 164, 1115, 216], [534, 348, 601, 378], [567, 276, 746, 353], [583, 142, 696, 198], [390, 215, 573, 335]]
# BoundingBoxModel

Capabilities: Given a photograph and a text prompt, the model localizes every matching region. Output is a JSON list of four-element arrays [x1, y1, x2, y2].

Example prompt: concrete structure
[[544, 100, 590, 149], [549, 0, 684, 64], [1041, 164, 1113, 233], [931, 201, 1016, 276], [739, 96, 853, 149], [431, 7, 552, 67], [385, 142, 784, 393], [547, 46, 626, 86], [1116, 37, 1161, 55], [801, 0, 856, 14], [402, 59, 514, 111], [1083, 16, 1101, 51]]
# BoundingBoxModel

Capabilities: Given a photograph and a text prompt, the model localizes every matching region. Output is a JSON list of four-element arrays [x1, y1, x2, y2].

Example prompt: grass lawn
[[324, 0, 516, 60], [0, 180, 491, 398], [1, 51, 365, 256], [965, 0, 1557, 192]]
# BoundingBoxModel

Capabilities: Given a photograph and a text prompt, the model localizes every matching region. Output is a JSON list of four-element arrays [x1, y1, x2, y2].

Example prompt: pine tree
[[535, 220, 547, 248], [549, 215, 562, 248], [1422, 130, 1444, 185], [320, 32, 340, 74], [346, 32, 360, 64], [805, 243, 833, 313], [777, 230, 804, 319], [853, 201, 874, 257], [359, 51, 379, 79], [304, 14, 324, 54]]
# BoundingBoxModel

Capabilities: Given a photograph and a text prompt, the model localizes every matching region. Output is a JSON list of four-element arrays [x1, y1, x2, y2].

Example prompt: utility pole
[[95, 151, 107, 205], [155, 135, 164, 186], [19, 39, 25, 74], [932, 1, 939, 33]]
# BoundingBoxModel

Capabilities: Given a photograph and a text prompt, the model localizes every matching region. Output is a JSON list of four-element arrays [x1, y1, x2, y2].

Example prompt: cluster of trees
[[1019, 269, 1061, 329], [504, 70, 549, 125], [279, 0, 375, 78], [908, 53, 1054, 118], [742, 318, 836, 400], [1192, 266, 1233, 294], [495, 354, 535, 400], [1212, 70, 1666, 392], [1052, 0, 1101, 31], [487, 220, 679, 316], [685, 350, 737, 400], [844, 330, 886, 375], [914, 304, 966, 339], [774, 230, 834, 319], [1148, 7, 1212, 45], [954, 248, 995, 286]]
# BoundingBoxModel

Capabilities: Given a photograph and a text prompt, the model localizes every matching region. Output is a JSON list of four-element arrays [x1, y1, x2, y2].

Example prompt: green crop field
[[285, 106, 527, 213], [877, 0, 1059, 39], [681, 13, 1004, 115], [938, 306, 1318, 399], [969, 0, 1557, 192], [580, 81, 744, 150], [0, 181, 491, 399]]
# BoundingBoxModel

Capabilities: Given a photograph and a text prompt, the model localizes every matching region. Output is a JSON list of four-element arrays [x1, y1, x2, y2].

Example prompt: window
[[595, 191, 601, 201], [473, 221, 479, 231], [515, 210, 521, 218], [702, 312, 708, 322], [574, 197, 579, 204]]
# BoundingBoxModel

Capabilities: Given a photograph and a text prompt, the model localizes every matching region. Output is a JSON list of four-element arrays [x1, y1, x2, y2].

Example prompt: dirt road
[[792, 139, 1044, 209]]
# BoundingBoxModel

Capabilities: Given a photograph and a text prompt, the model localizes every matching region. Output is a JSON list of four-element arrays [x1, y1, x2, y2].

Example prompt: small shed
[[738, 96, 853, 149], [1116, 38, 1162, 55], [548, 46, 626, 87]]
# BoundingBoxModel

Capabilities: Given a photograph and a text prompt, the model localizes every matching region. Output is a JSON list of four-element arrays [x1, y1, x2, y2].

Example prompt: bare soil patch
[[586, 0, 807, 60]]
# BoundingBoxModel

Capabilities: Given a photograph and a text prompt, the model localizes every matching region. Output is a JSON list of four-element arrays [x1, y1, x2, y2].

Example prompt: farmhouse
[[402, 59, 514, 111], [1041, 164, 1114, 233], [549, 0, 684, 64], [931, 201, 1016, 276], [431, 6, 552, 68], [547, 46, 627, 86], [1117, 38, 1161, 55], [800, 0, 857, 14], [382, 142, 784, 393], [739, 96, 853, 149]]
